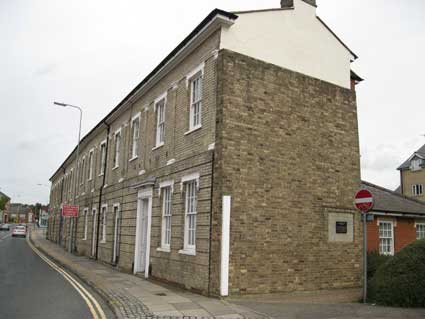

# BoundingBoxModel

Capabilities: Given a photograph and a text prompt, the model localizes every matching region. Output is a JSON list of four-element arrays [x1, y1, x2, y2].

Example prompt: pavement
[[29, 227, 267, 319], [29, 227, 425, 319], [0, 227, 113, 319]]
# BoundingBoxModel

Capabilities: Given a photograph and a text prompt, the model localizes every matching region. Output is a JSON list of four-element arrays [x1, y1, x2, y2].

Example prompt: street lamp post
[[54, 101, 82, 253]]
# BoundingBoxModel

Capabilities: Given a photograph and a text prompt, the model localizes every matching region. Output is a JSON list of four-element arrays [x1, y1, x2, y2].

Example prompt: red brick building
[[362, 181, 425, 255]]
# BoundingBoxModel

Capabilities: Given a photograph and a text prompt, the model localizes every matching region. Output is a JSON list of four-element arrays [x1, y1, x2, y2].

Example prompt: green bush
[[367, 251, 392, 279], [368, 239, 425, 307]]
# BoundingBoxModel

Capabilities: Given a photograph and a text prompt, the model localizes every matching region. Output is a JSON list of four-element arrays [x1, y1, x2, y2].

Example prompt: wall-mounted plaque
[[336, 221, 348, 234]]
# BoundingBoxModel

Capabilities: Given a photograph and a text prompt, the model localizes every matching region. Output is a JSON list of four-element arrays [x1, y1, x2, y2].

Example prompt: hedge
[[368, 239, 425, 307]]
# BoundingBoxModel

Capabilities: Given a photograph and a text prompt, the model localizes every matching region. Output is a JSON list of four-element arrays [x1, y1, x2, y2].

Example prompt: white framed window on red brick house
[[379, 221, 394, 255], [99, 140, 106, 176], [130, 113, 140, 161], [154, 93, 166, 148], [416, 223, 425, 239], [113, 129, 121, 169], [412, 184, 423, 196], [83, 208, 89, 240], [100, 204, 107, 243], [179, 173, 199, 255]]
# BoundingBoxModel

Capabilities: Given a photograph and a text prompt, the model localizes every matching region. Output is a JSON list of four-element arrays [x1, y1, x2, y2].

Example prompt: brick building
[[8, 204, 33, 224], [397, 143, 425, 201], [48, 0, 363, 296], [362, 181, 425, 256]]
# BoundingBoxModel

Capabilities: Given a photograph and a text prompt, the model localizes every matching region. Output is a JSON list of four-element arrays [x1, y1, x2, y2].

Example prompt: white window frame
[[113, 129, 121, 169], [416, 222, 425, 240], [69, 169, 73, 196], [100, 204, 107, 243], [80, 156, 86, 186], [154, 93, 167, 148], [185, 64, 204, 134], [158, 180, 174, 252], [188, 73, 203, 132], [412, 184, 423, 196], [179, 173, 199, 256], [88, 149, 94, 181], [379, 220, 394, 256], [130, 113, 141, 161], [99, 140, 107, 176], [83, 208, 89, 240], [411, 158, 422, 171]]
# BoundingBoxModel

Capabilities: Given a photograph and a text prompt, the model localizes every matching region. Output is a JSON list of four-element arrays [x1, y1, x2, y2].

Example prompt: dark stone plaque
[[336, 221, 348, 234]]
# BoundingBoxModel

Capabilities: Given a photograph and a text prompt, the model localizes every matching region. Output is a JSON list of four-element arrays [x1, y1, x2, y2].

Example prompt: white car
[[0, 224, 10, 231], [12, 225, 27, 238]]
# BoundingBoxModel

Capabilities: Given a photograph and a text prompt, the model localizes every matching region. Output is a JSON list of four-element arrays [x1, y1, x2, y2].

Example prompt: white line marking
[[27, 237, 107, 319], [355, 198, 373, 204]]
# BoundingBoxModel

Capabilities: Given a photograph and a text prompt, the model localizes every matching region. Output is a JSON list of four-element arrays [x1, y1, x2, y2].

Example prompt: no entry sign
[[62, 204, 79, 217], [354, 189, 374, 213]]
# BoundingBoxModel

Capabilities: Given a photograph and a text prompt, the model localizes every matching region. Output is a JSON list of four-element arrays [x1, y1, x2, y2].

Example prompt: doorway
[[134, 189, 152, 277]]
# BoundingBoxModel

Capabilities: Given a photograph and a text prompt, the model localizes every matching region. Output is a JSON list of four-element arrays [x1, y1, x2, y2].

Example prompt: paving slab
[[29, 228, 267, 319]]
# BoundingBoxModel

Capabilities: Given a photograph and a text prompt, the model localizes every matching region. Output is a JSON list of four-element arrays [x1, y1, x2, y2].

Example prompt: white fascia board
[[114, 14, 234, 114], [407, 153, 425, 162]]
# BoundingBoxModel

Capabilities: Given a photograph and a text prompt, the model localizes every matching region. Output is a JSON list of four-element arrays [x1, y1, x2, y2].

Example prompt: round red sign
[[354, 189, 374, 212]]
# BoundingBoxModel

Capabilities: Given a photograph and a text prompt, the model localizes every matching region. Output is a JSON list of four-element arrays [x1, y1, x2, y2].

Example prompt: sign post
[[354, 189, 374, 304]]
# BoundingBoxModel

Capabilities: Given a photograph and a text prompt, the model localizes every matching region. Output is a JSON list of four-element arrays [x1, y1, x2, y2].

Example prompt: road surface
[[0, 228, 113, 319]]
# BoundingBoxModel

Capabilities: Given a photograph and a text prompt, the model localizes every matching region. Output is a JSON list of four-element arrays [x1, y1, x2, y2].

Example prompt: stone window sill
[[152, 143, 164, 151], [184, 125, 202, 136], [178, 249, 196, 256], [156, 247, 171, 253]]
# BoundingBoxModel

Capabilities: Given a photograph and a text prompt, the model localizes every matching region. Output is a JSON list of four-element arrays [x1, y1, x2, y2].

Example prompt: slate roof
[[398, 143, 425, 170], [361, 181, 425, 215]]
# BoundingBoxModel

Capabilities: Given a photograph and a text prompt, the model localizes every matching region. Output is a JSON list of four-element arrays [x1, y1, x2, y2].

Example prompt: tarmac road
[[0, 228, 114, 319]]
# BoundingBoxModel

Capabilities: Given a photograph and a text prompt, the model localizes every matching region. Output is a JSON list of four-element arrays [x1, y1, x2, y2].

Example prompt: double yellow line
[[27, 238, 107, 319]]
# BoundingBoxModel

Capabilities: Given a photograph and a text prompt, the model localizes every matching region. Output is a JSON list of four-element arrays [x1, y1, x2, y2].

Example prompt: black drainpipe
[[96, 122, 110, 260]]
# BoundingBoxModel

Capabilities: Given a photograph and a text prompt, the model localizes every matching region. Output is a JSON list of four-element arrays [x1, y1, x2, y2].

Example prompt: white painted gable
[[220, 0, 354, 89]]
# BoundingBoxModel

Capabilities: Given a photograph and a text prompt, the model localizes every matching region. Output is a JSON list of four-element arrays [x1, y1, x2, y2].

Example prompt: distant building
[[39, 207, 49, 227], [362, 181, 425, 255], [8, 204, 33, 224], [397, 143, 425, 201], [0, 192, 11, 223]]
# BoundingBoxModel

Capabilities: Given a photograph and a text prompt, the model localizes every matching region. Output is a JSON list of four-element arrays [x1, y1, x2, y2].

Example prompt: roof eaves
[[362, 180, 425, 207], [49, 8, 238, 182], [316, 16, 358, 60]]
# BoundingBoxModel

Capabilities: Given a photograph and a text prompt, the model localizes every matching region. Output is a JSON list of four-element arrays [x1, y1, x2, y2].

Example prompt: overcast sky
[[1, 0, 424, 204]]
